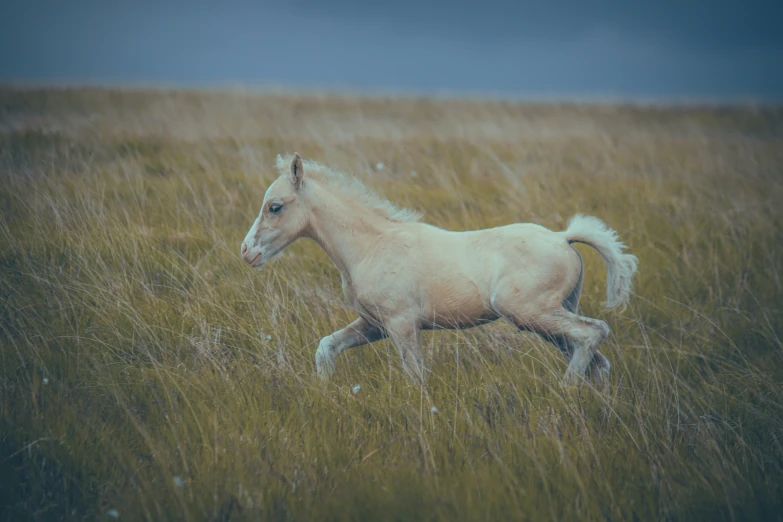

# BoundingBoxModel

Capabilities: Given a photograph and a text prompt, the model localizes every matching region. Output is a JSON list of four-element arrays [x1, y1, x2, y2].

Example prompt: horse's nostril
[[241, 244, 248, 256]]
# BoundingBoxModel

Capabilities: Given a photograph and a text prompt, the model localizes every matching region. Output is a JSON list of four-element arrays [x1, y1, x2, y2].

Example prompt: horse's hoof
[[561, 371, 581, 386], [315, 337, 336, 379], [587, 360, 611, 390]]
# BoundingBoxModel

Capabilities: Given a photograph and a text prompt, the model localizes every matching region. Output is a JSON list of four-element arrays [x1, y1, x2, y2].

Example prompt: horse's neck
[[304, 182, 389, 279]]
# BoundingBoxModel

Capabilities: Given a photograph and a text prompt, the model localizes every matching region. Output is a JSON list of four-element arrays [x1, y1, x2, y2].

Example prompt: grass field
[[1, 86, 782, 521]]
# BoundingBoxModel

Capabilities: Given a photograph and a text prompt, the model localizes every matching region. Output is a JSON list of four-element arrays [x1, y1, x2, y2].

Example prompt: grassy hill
[[1, 86, 782, 521]]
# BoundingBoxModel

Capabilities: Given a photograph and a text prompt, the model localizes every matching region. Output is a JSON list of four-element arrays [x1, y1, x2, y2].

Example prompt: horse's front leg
[[316, 317, 385, 379], [384, 316, 427, 387]]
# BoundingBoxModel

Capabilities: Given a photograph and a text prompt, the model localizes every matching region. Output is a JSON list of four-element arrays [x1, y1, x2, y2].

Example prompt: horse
[[240, 153, 638, 388]]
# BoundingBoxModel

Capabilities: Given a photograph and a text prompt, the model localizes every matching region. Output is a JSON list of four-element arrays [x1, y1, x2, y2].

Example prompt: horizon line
[[2, 78, 782, 109]]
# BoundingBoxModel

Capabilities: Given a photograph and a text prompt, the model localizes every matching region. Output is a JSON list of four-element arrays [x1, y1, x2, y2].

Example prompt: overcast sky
[[1, 0, 781, 101]]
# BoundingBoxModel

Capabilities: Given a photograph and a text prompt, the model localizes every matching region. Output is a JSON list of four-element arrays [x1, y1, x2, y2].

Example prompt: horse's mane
[[275, 154, 422, 223]]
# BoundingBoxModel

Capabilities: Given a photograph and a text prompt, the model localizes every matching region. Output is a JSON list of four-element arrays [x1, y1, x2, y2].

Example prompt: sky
[[0, 0, 781, 102]]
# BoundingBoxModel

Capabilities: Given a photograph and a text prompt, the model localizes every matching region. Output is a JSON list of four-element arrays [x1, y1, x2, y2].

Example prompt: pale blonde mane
[[275, 154, 422, 223]]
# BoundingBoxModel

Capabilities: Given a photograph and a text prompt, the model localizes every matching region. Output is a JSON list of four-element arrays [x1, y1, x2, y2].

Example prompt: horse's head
[[240, 153, 309, 268]]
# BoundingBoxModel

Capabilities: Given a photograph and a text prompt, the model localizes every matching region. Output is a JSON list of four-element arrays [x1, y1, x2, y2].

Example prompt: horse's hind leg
[[497, 301, 610, 385], [586, 352, 611, 386], [545, 332, 610, 387], [548, 257, 584, 359], [540, 309, 610, 384], [561, 250, 611, 387]]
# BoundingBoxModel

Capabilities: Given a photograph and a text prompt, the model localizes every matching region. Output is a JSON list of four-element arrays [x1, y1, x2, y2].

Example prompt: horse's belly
[[421, 311, 499, 330], [421, 281, 498, 330]]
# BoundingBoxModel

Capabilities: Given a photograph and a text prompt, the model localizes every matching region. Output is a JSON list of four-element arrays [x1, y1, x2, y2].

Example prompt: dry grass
[[1, 86, 782, 521]]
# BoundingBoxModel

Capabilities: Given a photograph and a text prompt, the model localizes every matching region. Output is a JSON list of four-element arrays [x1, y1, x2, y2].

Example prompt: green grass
[[1, 86, 782, 521]]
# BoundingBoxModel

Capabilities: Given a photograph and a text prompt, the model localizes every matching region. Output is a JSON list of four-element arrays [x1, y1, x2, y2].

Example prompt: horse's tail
[[560, 214, 638, 311]]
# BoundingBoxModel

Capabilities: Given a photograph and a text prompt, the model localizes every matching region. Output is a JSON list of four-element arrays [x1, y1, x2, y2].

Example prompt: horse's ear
[[289, 153, 304, 188]]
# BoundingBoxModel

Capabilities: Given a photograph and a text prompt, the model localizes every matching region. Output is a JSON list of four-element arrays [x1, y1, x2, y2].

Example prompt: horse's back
[[384, 221, 572, 276]]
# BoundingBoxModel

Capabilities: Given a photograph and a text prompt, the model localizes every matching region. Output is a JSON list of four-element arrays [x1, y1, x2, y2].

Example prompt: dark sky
[[1, 0, 781, 101]]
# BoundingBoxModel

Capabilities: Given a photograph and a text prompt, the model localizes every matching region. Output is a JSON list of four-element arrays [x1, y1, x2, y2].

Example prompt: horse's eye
[[269, 203, 283, 215]]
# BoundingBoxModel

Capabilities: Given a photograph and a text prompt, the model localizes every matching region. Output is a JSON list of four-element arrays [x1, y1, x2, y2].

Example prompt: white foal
[[241, 153, 638, 388]]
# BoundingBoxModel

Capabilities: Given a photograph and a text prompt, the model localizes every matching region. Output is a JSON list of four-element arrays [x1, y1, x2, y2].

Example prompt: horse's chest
[[341, 277, 384, 320], [341, 276, 361, 308], [342, 284, 358, 307]]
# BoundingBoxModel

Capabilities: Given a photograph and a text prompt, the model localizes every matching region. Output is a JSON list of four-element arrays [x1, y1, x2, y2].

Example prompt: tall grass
[[1, 87, 782, 521]]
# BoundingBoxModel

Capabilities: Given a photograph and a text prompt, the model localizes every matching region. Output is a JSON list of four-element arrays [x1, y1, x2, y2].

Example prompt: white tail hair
[[561, 214, 639, 310]]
